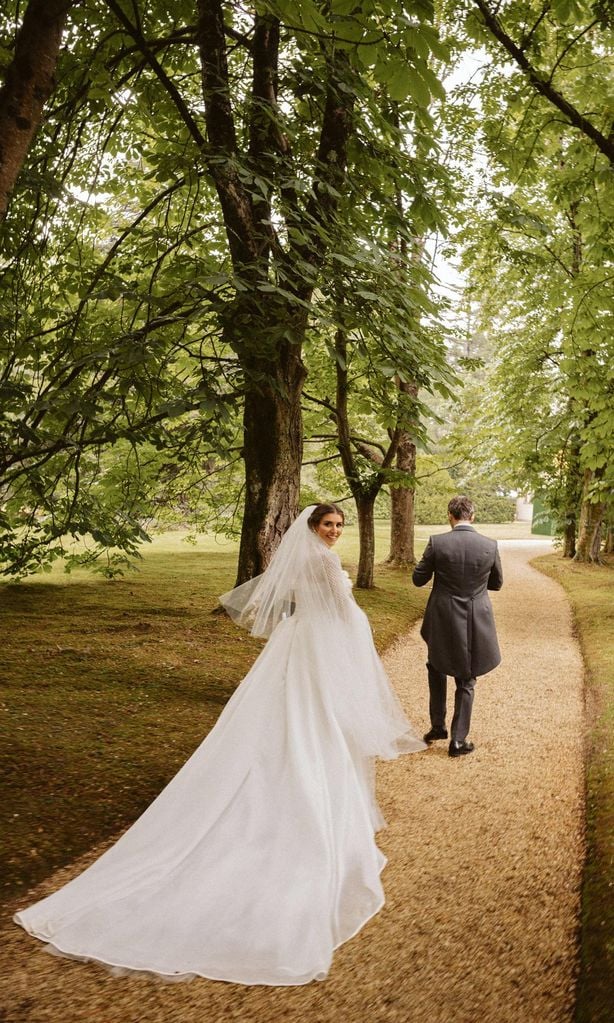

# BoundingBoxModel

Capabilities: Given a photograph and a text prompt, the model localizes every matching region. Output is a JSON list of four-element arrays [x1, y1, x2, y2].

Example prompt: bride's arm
[[310, 547, 355, 621]]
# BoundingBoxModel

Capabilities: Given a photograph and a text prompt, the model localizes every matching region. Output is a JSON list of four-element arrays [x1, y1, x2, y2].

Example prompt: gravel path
[[0, 542, 585, 1023]]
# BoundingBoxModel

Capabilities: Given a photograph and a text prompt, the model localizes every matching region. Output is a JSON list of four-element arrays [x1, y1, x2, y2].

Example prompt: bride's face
[[315, 513, 344, 547]]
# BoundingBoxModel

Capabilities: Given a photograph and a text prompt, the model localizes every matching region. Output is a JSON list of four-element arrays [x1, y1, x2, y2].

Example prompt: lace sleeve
[[315, 548, 354, 621]]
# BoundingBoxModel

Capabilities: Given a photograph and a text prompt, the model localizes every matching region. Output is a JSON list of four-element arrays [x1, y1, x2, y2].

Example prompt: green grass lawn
[[532, 553, 614, 1023], [1, 522, 434, 914]]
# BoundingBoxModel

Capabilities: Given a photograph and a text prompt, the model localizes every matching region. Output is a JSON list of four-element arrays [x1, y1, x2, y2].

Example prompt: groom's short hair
[[448, 495, 475, 521]]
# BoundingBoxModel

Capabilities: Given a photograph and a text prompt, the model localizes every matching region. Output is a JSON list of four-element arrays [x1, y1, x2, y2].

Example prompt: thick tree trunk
[[197, 3, 355, 579], [574, 470, 605, 564], [0, 0, 70, 220], [386, 431, 416, 566], [356, 495, 377, 589], [235, 344, 306, 583], [604, 525, 614, 555]]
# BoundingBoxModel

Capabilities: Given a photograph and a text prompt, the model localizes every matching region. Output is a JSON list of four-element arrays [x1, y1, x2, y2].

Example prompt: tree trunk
[[333, 322, 397, 589], [561, 430, 581, 557], [386, 431, 416, 566], [196, 4, 355, 579], [562, 518, 576, 559], [574, 469, 605, 564], [604, 525, 614, 555], [235, 343, 306, 583], [356, 495, 377, 589], [0, 0, 71, 220], [590, 521, 603, 563]]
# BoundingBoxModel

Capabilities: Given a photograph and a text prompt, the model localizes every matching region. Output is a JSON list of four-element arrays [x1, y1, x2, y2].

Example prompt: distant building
[[515, 495, 533, 522]]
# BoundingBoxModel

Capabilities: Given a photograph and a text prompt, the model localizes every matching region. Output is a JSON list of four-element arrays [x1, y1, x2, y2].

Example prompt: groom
[[412, 495, 503, 757]]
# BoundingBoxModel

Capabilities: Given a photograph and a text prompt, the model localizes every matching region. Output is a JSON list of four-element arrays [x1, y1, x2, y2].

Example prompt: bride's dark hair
[[307, 503, 345, 530]]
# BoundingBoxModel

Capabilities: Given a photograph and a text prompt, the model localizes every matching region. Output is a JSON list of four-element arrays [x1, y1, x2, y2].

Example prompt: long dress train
[[14, 519, 424, 985]]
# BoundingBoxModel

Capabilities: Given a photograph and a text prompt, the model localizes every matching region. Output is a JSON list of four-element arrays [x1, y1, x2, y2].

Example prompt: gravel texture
[[0, 541, 585, 1023]]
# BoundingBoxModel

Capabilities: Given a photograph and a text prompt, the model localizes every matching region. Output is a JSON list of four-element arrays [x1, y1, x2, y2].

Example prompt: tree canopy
[[0, 0, 612, 578]]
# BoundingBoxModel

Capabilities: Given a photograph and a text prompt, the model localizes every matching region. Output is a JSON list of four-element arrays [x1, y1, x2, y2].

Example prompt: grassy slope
[[0, 522, 431, 913], [532, 554, 613, 1023]]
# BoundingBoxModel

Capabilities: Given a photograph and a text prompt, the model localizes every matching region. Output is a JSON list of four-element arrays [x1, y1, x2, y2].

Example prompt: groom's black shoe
[[448, 740, 475, 757], [423, 727, 448, 743]]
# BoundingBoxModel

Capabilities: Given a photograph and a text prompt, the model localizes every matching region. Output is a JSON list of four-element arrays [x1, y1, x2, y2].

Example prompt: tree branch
[[474, 0, 614, 164], [302, 453, 340, 466], [297, 50, 356, 283], [104, 0, 208, 152], [197, 0, 259, 268], [302, 390, 338, 416], [547, 19, 601, 85], [519, 2, 551, 51]]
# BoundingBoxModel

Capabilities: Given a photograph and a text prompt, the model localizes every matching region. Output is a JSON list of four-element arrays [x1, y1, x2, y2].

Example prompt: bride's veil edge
[[219, 505, 321, 638]]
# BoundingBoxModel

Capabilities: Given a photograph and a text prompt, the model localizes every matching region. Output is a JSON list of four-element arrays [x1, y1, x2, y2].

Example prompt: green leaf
[[405, 28, 431, 60], [406, 67, 431, 107], [331, 252, 356, 266], [552, 0, 572, 21], [415, 63, 445, 102], [387, 65, 413, 103]]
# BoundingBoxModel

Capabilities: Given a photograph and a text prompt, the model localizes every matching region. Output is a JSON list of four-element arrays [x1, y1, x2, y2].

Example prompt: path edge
[[531, 552, 614, 1023]]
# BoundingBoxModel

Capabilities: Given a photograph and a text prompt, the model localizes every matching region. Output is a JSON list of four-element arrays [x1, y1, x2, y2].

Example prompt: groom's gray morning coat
[[412, 524, 503, 678]]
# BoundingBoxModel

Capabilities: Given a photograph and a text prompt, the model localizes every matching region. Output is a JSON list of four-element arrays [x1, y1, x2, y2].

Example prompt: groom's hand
[[412, 538, 434, 587]]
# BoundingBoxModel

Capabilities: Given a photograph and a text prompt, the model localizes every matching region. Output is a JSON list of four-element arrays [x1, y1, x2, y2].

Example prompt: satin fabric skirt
[[15, 607, 423, 985]]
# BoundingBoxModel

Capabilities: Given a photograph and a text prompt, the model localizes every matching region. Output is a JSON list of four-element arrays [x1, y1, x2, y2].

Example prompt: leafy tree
[[300, 77, 456, 585], [468, 0, 614, 165], [302, 219, 455, 586], [435, 0, 613, 561], [384, 378, 420, 566], [0, 107, 241, 575], [1, 0, 455, 581], [413, 453, 456, 524]]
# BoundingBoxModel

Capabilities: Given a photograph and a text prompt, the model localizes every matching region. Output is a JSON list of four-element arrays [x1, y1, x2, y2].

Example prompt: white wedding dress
[[14, 509, 424, 986]]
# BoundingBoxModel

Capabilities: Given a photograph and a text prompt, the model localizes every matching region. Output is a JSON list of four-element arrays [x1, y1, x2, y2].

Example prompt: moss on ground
[[532, 553, 613, 1023], [0, 527, 427, 913]]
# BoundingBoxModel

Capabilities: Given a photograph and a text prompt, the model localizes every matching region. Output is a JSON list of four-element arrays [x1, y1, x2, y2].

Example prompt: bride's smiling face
[[315, 513, 344, 547]]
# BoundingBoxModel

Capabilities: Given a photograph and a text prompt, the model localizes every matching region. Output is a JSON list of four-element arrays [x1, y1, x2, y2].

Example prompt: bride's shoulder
[[314, 547, 351, 586], [305, 539, 341, 571]]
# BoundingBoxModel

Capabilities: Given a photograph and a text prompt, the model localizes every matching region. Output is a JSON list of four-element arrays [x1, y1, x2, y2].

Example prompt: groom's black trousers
[[427, 662, 476, 742]]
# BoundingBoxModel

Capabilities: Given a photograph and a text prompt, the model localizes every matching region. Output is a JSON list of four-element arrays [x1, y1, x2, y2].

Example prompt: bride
[[14, 503, 425, 986]]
